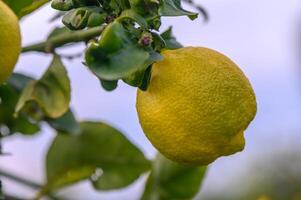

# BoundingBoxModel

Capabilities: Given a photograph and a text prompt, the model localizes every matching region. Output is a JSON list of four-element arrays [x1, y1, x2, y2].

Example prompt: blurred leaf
[[128, 0, 161, 30], [159, 0, 198, 20], [139, 65, 152, 91], [160, 26, 183, 49], [0, 74, 40, 135], [7, 73, 34, 92], [3, 0, 49, 18], [15, 55, 71, 119], [43, 121, 150, 195], [85, 21, 162, 81], [46, 109, 80, 134], [141, 154, 207, 200]]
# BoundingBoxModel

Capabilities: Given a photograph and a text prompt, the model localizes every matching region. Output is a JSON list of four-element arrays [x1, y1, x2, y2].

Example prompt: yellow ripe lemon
[[136, 47, 257, 165], [0, 0, 21, 83]]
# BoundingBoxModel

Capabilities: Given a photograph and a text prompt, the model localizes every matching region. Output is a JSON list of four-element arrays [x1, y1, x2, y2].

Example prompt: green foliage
[[85, 21, 162, 90], [141, 154, 207, 200], [43, 121, 150, 194], [0, 72, 79, 136], [46, 109, 80, 134], [3, 0, 49, 18], [62, 7, 104, 30], [15, 55, 71, 119], [161, 26, 183, 49], [0, 74, 40, 135], [50, 0, 195, 91]]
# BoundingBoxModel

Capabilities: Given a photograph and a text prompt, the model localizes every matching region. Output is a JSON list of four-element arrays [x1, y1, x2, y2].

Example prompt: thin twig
[[0, 169, 41, 189], [0, 169, 61, 200]]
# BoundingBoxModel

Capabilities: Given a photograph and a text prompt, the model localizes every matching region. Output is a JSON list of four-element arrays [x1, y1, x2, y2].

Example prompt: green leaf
[[3, 0, 49, 18], [46, 109, 80, 134], [62, 7, 103, 30], [100, 79, 118, 91], [159, 0, 198, 20], [63, 7, 91, 30], [6, 73, 34, 92], [128, 0, 161, 30], [122, 51, 160, 89], [85, 21, 162, 81], [43, 121, 150, 194], [160, 26, 183, 49], [141, 154, 207, 200], [119, 9, 148, 29], [102, 0, 131, 14], [15, 55, 71, 119], [87, 12, 106, 27], [0, 74, 40, 135]]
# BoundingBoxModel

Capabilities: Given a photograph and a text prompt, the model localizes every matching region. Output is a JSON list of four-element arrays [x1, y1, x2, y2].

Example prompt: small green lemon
[[136, 47, 257, 165], [0, 0, 21, 84]]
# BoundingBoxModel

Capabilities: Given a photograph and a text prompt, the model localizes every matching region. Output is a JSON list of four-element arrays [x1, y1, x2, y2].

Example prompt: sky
[[1, 0, 301, 199]]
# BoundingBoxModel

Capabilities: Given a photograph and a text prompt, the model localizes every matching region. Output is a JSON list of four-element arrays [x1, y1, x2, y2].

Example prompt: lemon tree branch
[[22, 26, 106, 53], [0, 168, 60, 200]]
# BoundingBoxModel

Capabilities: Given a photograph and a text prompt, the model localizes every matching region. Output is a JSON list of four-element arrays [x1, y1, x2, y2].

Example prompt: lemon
[[0, 0, 21, 84], [136, 47, 257, 165]]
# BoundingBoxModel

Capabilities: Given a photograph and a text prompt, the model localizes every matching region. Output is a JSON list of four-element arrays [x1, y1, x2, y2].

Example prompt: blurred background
[[1, 0, 301, 199]]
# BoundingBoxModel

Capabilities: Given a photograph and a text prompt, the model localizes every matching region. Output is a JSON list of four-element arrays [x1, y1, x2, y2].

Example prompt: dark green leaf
[[128, 0, 161, 30], [0, 77, 40, 135], [129, 0, 159, 16], [159, 0, 198, 20], [141, 154, 207, 200], [44, 121, 150, 194], [102, 0, 130, 14], [139, 65, 152, 91], [85, 21, 161, 81], [87, 12, 106, 27], [160, 26, 183, 49], [100, 79, 118, 91], [122, 69, 146, 88], [15, 55, 71, 119], [122, 51, 160, 89], [46, 109, 80, 134]]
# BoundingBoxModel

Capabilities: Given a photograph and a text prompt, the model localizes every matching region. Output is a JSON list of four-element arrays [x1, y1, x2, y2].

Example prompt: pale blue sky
[[1, 0, 301, 199]]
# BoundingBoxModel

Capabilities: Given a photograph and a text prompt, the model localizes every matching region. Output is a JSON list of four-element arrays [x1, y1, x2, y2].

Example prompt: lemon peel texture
[[136, 47, 257, 165]]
